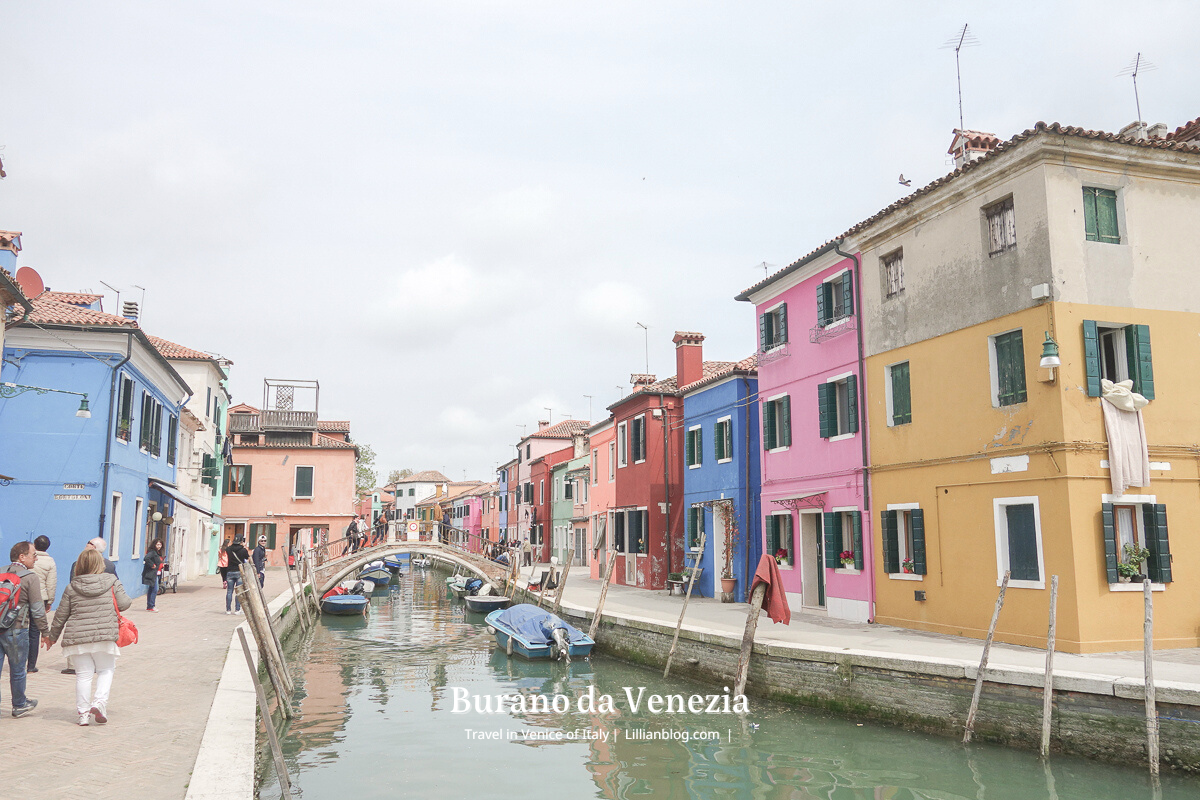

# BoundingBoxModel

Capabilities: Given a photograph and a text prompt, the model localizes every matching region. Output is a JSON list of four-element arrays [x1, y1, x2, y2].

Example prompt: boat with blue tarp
[[485, 604, 594, 662]]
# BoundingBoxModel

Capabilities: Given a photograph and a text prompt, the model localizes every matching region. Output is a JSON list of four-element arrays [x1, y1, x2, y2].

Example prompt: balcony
[[261, 410, 318, 430], [228, 413, 260, 432]]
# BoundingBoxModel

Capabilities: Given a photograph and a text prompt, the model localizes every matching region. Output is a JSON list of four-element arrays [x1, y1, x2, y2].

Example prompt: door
[[800, 512, 825, 609], [712, 506, 727, 586]]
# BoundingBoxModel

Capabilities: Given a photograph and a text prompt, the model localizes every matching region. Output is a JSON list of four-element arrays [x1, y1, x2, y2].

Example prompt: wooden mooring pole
[[236, 585, 294, 720], [588, 551, 618, 640], [733, 581, 767, 698], [1040, 574, 1058, 758], [1144, 578, 1160, 778], [284, 558, 312, 630], [664, 532, 704, 679], [964, 571, 1009, 743], [552, 548, 575, 617], [241, 563, 294, 695], [237, 627, 292, 798]]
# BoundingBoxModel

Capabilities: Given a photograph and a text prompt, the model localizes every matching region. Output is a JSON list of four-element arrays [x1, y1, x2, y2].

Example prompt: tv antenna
[[941, 24, 980, 130], [635, 322, 650, 375], [751, 262, 775, 281], [583, 394, 593, 422], [1117, 53, 1157, 127]]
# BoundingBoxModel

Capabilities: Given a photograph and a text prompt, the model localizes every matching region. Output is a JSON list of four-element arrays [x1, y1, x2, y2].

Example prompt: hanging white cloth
[[1100, 379, 1150, 496]]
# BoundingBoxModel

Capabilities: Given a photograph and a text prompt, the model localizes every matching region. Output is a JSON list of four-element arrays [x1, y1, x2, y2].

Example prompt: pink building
[[586, 418, 615, 579], [736, 244, 874, 622]]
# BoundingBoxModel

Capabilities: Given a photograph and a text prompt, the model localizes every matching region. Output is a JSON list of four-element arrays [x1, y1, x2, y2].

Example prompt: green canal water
[[260, 569, 1196, 799]]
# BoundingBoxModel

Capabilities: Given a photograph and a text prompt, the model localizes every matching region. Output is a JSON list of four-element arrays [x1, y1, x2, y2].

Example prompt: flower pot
[[840, 561, 855, 569], [720, 577, 737, 594], [1118, 575, 1131, 583]]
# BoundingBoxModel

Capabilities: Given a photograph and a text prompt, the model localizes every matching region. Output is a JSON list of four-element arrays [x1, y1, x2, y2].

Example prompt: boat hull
[[321, 595, 370, 615], [359, 569, 392, 586], [485, 606, 595, 660], [464, 595, 511, 614]]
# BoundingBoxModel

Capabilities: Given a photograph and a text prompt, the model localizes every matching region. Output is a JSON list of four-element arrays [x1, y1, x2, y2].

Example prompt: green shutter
[[242, 465, 252, 496], [758, 312, 768, 351], [766, 515, 778, 556], [222, 465, 230, 495], [911, 509, 927, 575], [1144, 504, 1172, 583], [817, 383, 834, 438], [841, 273, 854, 318], [724, 420, 733, 461], [996, 331, 1027, 406], [881, 510, 899, 573], [1096, 190, 1119, 243], [778, 397, 791, 447], [1126, 324, 1154, 400], [816, 284, 827, 327], [266, 523, 277, 550], [892, 362, 911, 425], [778, 303, 788, 344], [713, 422, 724, 460], [1083, 187, 1099, 241], [695, 428, 702, 465], [1083, 320, 1102, 397], [823, 512, 840, 569], [846, 374, 859, 434], [685, 429, 695, 466], [851, 510, 864, 570], [1101, 503, 1118, 584], [763, 401, 777, 450]]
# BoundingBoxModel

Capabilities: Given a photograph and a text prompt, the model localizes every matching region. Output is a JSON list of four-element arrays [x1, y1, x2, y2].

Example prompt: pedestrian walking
[[252, 535, 268, 588], [45, 548, 133, 726], [28, 535, 56, 674], [222, 535, 251, 615], [1, 541, 49, 718], [345, 518, 358, 554], [142, 539, 164, 612]]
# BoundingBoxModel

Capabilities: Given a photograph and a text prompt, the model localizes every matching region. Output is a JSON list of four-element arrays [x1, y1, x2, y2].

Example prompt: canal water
[[260, 569, 1196, 799]]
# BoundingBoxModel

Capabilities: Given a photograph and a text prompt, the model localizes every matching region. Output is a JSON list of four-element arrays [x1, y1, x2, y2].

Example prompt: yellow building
[[849, 120, 1200, 652]]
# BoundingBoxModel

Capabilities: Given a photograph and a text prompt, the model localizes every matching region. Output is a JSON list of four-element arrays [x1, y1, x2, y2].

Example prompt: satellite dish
[[15, 266, 44, 298]]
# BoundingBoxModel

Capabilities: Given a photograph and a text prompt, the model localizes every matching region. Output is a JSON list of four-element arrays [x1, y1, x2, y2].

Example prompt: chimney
[[121, 300, 140, 322], [1119, 120, 1148, 141], [537, 420, 550, 430], [630, 373, 656, 388], [0, 231, 20, 272], [672, 331, 705, 388], [1147, 122, 1168, 139], [948, 129, 1000, 169]]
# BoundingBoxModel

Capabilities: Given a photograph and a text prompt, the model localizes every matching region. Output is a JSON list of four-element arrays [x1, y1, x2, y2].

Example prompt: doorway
[[799, 512, 825, 609]]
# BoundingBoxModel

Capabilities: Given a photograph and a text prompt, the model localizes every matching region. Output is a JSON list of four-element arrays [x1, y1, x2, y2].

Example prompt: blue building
[[497, 458, 515, 540], [680, 355, 761, 601], [1, 283, 192, 600]]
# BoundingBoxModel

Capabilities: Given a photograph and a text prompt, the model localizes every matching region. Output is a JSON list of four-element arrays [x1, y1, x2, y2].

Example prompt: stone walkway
[[11, 569, 287, 800]]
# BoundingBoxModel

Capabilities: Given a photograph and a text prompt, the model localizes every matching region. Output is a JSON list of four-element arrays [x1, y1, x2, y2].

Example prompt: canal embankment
[[512, 573, 1200, 772]]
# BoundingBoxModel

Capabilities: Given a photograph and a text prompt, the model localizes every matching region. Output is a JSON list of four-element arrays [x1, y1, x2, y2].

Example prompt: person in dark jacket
[[222, 535, 251, 615], [2, 541, 48, 718], [68, 537, 118, 580], [142, 539, 164, 612], [252, 536, 268, 588]]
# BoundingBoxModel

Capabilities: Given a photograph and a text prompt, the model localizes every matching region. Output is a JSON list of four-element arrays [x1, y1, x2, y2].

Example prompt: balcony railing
[[261, 410, 318, 430], [228, 413, 260, 432]]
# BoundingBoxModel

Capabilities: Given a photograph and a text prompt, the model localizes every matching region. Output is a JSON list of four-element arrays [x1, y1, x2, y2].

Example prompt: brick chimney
[[537, 420, 550, 430], [630, 373, 656, 388], [673, 331, 705, 388], [948, 129, 999, 169]]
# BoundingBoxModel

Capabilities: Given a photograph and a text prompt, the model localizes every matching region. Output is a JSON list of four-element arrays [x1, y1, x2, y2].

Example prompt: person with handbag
[[222, 535, 250, 615], [45, 548, 133, 726], [142, 539, 165, 612]]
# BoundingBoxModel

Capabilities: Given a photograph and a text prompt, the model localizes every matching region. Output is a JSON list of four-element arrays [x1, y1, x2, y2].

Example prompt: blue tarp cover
[[493, 604, 589, 645]]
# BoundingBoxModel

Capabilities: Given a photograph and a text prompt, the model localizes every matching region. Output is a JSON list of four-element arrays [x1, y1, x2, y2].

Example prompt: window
[[108, 493, 123, 559], [132, 497, 144, 558], [608, 442, 616, 481], [882, 506, 926, 575], [817, 271, 853, 327], [631, 415, 646, 462], [140, 393, 164, 454], [1082, 321, 1154, 399], [1102, 501, 1172, 584], [564, 479, 573, 501], [526, 444, 531, 459], [1083, 187, 1120, 244], [883, 250, 904, 298], [224, 465, 251, 495], [613, 511, 626, 552], [627, 509, 647, 555], [763, 395, 792, 450], [116, 376, 134, 442], [687, 506, 705, 550], [617, 422, 628, 467], [250, 523, 276, 549], [205, 387, 212, 419], [685, 426, 703, 468], [591, 450, 598, 485], [993, 497, 1043, 587], [524, 483, 533, 503], [166, 416, 178, 466], [823, 510, 863, 570], [991, 330, 1027, 407], [986, 198, 1016, 255], [765, 513, 794, 568], [539, 480, 544, 505], [713, 417, 733, 462], [293, 465, 314, 498], [888, 362, 911, 426], [530, 524, 543, 547], [759, 303, 788, 350], [818, 376, 859, 438]]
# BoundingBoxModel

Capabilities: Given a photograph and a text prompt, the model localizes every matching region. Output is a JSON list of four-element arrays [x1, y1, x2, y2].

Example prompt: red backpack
[[0, 569, 27, 629]]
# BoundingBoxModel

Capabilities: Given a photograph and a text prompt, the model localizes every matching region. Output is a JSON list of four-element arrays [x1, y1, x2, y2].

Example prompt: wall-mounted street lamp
[[1039, 332, 1061, 383], [1, 382, 91, 417]]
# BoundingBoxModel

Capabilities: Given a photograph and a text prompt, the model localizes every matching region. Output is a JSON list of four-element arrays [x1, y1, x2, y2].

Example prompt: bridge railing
[[309, 522, 517, 574]]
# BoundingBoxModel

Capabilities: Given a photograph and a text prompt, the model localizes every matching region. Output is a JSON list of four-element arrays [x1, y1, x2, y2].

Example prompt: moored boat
[[412, 556, 432, 569], [382, 556, 405, 573], [464, 594, 511, 614], [321, 594, 370, 615], [359, 565, 392, 587], [485, 604, 594, 662]]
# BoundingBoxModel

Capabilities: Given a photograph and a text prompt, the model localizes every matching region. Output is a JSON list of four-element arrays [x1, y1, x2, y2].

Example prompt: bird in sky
[[898, 174, 912, 187]]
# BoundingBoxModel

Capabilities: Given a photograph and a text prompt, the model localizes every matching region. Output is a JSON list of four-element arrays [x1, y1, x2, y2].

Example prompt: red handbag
[[112, 589, 138, 647]]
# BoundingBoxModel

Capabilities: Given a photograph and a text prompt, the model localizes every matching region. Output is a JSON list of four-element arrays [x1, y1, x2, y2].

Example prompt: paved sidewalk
[[11, 569, 289, 800], [533, 571, 1200, 686]]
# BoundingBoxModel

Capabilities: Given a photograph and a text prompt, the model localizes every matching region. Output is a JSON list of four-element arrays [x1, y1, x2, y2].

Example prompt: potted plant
[[901, 557, 915, 574], [1117, 543, 1149, 583], [718, 502, 741, 599], [839, 550, 856, 568]]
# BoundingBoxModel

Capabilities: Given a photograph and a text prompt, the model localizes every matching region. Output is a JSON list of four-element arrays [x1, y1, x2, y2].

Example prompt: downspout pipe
[[741, 375, 753, 602], [97, 330, 136, 540], [659, 394, 672, 582]]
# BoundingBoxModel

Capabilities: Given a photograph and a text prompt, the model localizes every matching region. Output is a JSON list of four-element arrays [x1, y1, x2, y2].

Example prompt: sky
[[2, 2, 1196, 484]]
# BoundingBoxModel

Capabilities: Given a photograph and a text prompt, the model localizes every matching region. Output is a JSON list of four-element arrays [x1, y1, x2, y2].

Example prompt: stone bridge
[[312, 541, 510, 594]]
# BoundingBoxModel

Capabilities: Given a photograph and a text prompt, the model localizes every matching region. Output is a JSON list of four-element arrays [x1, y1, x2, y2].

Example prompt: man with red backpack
[[1, 541, 50, 718]]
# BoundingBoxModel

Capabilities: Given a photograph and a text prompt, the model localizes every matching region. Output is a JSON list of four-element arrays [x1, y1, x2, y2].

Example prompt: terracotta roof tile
[[147, 334, 214, 361], [395, 469, 452, 484], [678, 354, 758, 394], [41, 290, 103, 306], [318, 420, 350, 431], [527, 419, 590, 439], [24, 295, 136, 328]]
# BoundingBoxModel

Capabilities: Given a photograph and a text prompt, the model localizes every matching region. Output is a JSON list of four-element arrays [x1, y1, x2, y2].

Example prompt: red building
[[608, 332, 725, 590]]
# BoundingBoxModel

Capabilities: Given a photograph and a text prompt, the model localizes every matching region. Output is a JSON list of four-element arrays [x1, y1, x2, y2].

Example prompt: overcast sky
[[2, 2, 1196, 483]]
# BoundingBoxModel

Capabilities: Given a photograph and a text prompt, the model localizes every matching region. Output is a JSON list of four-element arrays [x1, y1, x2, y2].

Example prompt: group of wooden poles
[[233, 547, 322, 799], [966, 572, 1163, 778]]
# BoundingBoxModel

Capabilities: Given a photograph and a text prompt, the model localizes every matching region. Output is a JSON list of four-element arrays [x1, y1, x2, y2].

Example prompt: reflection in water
[[263, 571, 1198, 800]]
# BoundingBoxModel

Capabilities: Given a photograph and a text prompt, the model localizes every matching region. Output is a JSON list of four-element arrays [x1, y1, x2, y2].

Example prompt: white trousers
[[71, 652, 117, 714]]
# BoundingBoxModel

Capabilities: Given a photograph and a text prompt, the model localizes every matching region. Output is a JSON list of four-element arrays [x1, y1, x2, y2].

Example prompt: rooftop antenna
[[583, 394, 593, 422], [941, 24, 980, 131], [543, 407, 553, 425], [751, 261, 775, 281], [635, 322, 649, 375], [1117, 53, 1157, 127], [99, 280, 121, 315], [515, 423, 526, 438]]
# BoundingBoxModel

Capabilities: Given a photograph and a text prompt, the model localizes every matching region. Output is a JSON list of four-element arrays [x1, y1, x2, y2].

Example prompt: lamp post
[[0, 382, 91, 417]]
